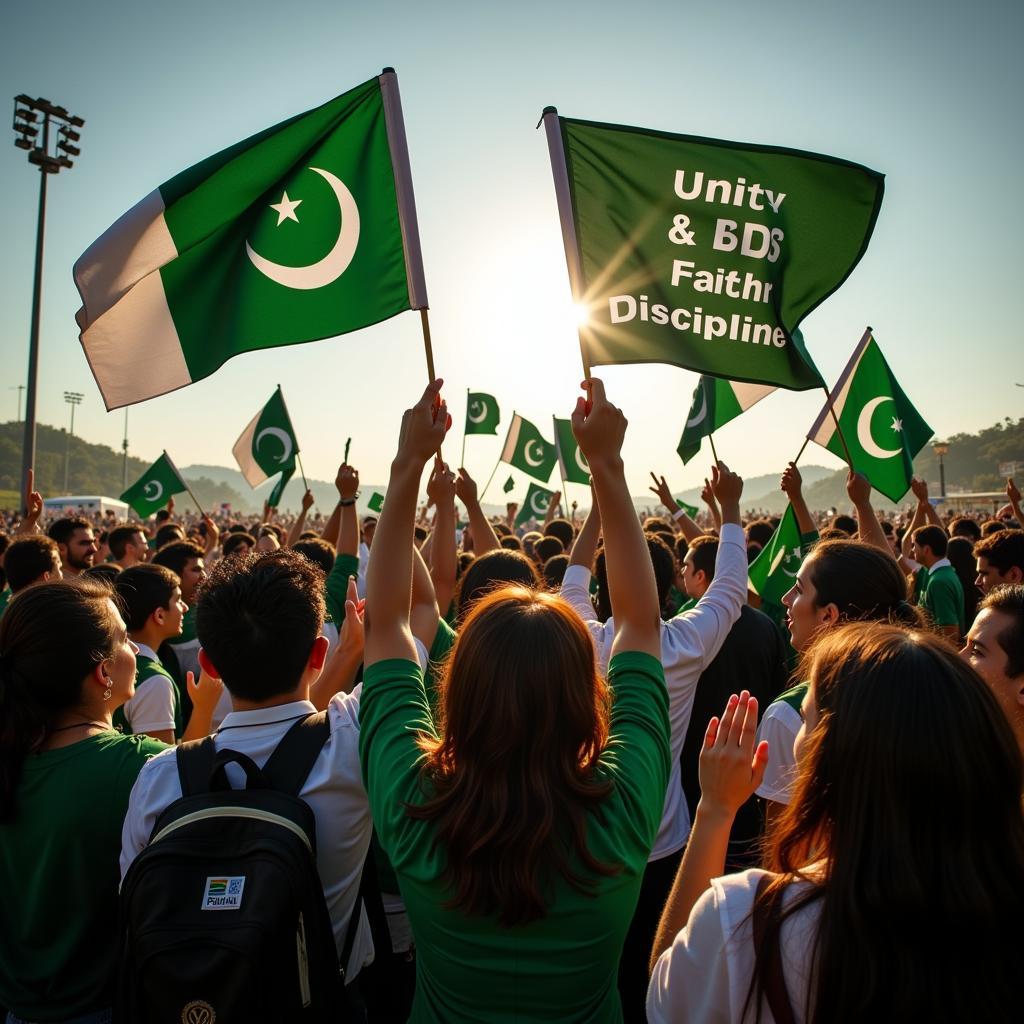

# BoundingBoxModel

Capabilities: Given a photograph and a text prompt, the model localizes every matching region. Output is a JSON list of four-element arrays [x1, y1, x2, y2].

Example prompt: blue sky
[[2, 0, 1021, 500]]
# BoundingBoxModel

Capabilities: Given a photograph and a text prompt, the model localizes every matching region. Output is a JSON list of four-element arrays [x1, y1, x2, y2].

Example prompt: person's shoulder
[[96, 730, 172, 762]]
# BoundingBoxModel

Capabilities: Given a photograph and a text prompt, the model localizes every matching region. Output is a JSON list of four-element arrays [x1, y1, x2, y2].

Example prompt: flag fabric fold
[[747, 504, 803, 607], [543, 111, 884, 390], [75, 71, 426, 410], [499, 414, 558, 483], [121, 452, 188, 518], [677, 377, 775, 465], [807, 331, 933, 501], [553, 417, 590, 485]]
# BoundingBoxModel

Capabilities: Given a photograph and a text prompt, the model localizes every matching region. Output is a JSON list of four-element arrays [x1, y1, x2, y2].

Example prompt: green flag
[[808, 331, 933, 501], [543, 112, 884, 390], [232, 387, 299, 486], [553, 417, 590, 485], [465, 392, 500, 435], [677, 376, 775, 464], [748, 504, 803, 607], [678, 499, 699, 518], [503, 476, 516, 494], [499, 414, 558, 483], [75, 71, 427, 410], [121, 452, 188, 518], [367, 491, 385, 514], [515, 483, 557, 527], [267, 465, 295, 509]]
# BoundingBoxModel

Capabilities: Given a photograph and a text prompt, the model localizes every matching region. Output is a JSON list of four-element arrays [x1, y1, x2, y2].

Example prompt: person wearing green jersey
[[361, 378, 669, 1023], [0, 579, 167, 1022]]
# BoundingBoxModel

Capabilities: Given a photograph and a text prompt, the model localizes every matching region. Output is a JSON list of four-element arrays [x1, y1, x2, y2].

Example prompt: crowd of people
[[0, 378, 1021, 1023]]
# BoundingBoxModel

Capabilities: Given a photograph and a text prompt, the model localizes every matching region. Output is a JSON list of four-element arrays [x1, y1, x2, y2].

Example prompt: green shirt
[[920, 562, 965, 634], [325, 551, 360, 628], [0, 731, 167, 1019], [0, 585, 10, 619], [359, 651, 671, 1023], [113, 654, 184, 738]]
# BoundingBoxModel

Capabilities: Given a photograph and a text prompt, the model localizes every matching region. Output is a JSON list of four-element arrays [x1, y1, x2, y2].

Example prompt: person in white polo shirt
[[119, 549, 375, 996]]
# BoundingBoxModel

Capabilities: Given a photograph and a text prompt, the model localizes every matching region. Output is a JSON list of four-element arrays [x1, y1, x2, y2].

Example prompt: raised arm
[[781, 462, 815, 536], [650, 471, 703, 543], [911, 477, 943, 530], [1006, 477, 1023, 527], [847, 471, 893, 556], [543, 489, 562, 527], [700, 477, 722, 533], [15, 469, 43, 536], [364, 380, 449, 667], [901, 488, 926, 561], [573, 379, 659, 659], [286, 490, 315, 547], [567, 491, 602, 570], [310, 577, 365, 708], [650, 690, 768, 972], [426, 459, 457, 615], [455, 467, 500, 556]]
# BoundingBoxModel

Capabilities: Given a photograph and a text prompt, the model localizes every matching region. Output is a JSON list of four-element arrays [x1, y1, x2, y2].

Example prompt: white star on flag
[[269, 191, 302, 226], [890, 417, 903, 432]]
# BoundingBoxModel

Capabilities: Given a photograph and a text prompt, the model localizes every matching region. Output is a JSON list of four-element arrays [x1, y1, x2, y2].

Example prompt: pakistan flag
[[233, 387, 299, 487], [808, 331, 932, 501], [74, 71, 427, 410], [121, 452, 188, 519], [464, 392, 500, 435], [747, 504, 803, 607], [515, 483, 558, 527], [499, 414, 558, 483], [553, 417, 590, 485], [677, 376, 775, 465]]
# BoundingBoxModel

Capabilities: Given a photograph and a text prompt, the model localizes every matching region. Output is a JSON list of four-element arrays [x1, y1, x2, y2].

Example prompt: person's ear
[[1007, 566, 1023, 585], [819, 602, 841, 625], [198, 647, 222, 680], [308, 634, 330, 673]]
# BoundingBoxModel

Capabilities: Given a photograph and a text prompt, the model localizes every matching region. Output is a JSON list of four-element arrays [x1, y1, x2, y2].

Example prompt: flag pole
[[460, 388, 469, 468], [708, 435, 720, 465], [826, 393, 855, 468], [479, 459, 501, 502], [541, 107, 591, 380], [791, 437, 811, 466], [165, 450, 205, 517], [553, 415, 569, 508], [420, 308, 437, 382], [276, 383, 307, 486], [296, 453, 309, 491], [344, 438, 351, 464]]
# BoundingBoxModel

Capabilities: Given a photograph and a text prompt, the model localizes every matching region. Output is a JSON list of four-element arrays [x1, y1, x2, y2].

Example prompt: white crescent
[[530, 490, 549, 515], [524, 440, 546, 468], [256, 427, 294, 464], [685, 383, 708, 428], [857, 397, 901, 459], [143, 480, 164, 502], [770, 545, 802, 579], [246, 167, 360, 290], [574, 446, 590, 475], [468, 400, 487, 424]]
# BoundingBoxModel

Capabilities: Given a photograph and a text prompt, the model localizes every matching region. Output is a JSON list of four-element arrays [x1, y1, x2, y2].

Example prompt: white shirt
[[120, 692, 374, 979], [647, 869, 821, 1024], [122, 642, 176, 735], [560, 522, 747, 859], [755, 700, 803, 804]]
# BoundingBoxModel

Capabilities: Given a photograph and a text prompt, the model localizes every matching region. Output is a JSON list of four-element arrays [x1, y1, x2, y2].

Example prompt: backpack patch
[[201, 875, 245, 910]]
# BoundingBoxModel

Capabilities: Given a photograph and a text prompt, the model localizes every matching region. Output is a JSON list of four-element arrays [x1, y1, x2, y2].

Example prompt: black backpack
[[116, 712, 363, 1023]]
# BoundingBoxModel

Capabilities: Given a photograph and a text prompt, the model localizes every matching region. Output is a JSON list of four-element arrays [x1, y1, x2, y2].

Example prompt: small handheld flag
[[747, 505, 804, 607], [678, 377, 775, 465], [807, 330, 933, 501], [515, 483, 557, 527], [499, 414, 557, 483], [553, 417, 590, 485], [121, 452, 188, 518], [367, 491, 385, 514]]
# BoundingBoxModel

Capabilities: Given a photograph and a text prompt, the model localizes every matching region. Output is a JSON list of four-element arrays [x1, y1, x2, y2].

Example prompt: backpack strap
[[260, 711, 331, 796], [752, 873, 797, 1024], [176, 735, 219, 797]]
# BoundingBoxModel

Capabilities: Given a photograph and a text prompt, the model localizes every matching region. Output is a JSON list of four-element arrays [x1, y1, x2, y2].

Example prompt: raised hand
[[571, 378, 626, 467], [846, 470, 872, 506], [336, 463, 359, 501], [697, 691, 769, 819], [301, 489, 315, 512], [910, 477, 929, 503], [456, 468, 479, 507], [1007, 477, 1021, 506], [710, 461, 743, 507], [427, 458, 456, 508], [649, 472, 678, 512], [396, 379, 450, 467], [186, 668, 224, 714], [780, 462, 803, 500], [339, 576, 365, 659]]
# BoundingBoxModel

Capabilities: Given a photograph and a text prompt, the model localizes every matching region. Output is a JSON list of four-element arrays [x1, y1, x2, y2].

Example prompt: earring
[[102, 673, 112, 701]]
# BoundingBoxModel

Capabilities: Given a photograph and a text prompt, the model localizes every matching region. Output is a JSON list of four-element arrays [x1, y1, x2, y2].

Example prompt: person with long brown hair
[[359, 378, 670, 1022], [648, 622, 1024, 1022]]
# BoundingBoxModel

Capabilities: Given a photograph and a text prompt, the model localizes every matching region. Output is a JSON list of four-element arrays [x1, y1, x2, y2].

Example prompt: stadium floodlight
[[12, 94, 85, 513]]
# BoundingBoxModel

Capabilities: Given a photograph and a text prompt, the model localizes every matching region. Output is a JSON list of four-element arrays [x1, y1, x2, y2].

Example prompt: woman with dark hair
[[360, 379, 669, 1022], [946, 534, 981, 630], [649, 623, 1023, 1022], [756, 532, 922, 816], [0, 579, 167, 1024]]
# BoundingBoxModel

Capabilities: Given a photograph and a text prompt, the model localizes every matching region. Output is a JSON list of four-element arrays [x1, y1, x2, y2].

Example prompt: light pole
[[9, 385, 25, 422], [122, 408, 129, 490], [63, 391, 83, 494], [933, 441, 949, 498], [13, 94, 84, 512]]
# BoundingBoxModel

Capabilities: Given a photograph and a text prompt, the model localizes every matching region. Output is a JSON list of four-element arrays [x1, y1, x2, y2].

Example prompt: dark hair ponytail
[[806, 540, 924, 628], [0, 578, 119, 821]]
